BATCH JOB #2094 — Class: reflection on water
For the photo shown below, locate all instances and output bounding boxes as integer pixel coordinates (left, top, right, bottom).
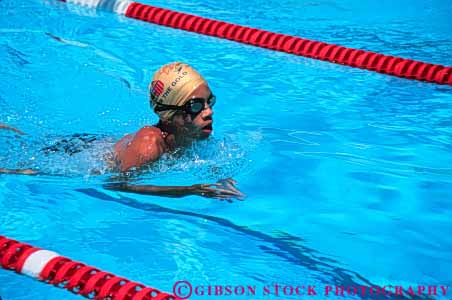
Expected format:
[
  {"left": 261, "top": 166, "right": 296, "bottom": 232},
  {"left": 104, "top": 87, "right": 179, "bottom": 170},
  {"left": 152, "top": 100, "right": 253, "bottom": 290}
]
[{"left": 76, "top": 187, "right": 416, "bottom": 300}]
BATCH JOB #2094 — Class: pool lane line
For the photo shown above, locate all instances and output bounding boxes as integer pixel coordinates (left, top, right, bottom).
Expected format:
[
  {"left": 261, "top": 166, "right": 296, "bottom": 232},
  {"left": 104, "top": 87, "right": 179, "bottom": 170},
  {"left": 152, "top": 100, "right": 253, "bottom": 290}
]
[
  {"left": 0, "top": 235, "right": 178, "bottom": 300},
  {"left": 56, "top": 0, "right": 452, "bottom": 86}
]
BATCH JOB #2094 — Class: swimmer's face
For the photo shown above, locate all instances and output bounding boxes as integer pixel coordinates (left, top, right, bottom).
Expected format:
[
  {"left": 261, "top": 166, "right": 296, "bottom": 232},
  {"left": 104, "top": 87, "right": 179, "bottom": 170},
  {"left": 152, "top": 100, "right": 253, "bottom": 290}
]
[{"left": 172, "top": 83, "right": 214, "bottom": 139}]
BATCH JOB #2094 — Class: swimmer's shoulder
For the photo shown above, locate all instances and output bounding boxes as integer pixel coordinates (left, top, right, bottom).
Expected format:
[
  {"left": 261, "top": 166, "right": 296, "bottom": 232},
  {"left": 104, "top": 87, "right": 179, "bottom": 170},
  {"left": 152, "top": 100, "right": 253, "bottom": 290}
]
[
  {"left": 134, "top": 125, "right": 175, "bottom": 149},
  {"left": 134, "top": 125, "right": 165, "bottom": 139},
  {"left": 114, "top": 125, "right": 167, "bottom": 172},
  {"left": 115, "top": 126, "right": 164, "bottom": 148}
]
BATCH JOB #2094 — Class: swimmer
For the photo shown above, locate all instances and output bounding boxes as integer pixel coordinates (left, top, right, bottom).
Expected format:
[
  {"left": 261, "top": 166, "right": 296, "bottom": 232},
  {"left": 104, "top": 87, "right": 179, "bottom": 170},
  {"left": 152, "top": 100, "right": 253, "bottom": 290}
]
[
  {"left": 0, "top": 123, "right": 25, "bottom": 135},
  {"left": 0, "top": 62, "right": 245, "bottom": 201}
]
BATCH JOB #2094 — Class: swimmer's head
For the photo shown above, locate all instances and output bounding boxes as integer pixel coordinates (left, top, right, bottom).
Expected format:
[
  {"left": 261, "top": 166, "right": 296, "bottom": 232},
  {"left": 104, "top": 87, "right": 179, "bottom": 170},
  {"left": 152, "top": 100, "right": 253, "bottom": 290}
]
[{"left": 149, "top": 62, "right": 215, "bottom": 138}]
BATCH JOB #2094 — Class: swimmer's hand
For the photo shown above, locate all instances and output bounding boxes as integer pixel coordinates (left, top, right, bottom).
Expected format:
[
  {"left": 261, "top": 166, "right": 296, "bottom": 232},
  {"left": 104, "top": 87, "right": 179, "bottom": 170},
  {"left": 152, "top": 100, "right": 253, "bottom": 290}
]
[
  {"left": 103, "top": 178, "right": 245, "bottom": 201},
  {"left": 190, "top": 178, "right": 245, "bottom": 202},
  {"left": 0, "top": 123, "right": 25, "bottom": 135}
]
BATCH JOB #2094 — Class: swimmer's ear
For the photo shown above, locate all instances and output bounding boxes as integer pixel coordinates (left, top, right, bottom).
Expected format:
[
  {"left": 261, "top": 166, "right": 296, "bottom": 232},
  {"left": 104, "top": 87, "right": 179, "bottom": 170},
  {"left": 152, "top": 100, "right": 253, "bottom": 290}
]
[
  {"left": 171, "top": 113, "right": 187, "bottom": 126},
  {"left": 184, "top": 113, "right": 193, "bottom": 123}
]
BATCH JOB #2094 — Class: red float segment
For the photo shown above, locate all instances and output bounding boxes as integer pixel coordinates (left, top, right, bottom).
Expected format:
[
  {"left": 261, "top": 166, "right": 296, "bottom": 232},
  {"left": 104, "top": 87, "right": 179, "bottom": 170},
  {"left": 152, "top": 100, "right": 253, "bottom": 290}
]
[
  {"left": 124, "top": 1, "right": 452, "bottom": 85},
  {"left": 0, "top": 235, "right": 178, "bottom": 300}
]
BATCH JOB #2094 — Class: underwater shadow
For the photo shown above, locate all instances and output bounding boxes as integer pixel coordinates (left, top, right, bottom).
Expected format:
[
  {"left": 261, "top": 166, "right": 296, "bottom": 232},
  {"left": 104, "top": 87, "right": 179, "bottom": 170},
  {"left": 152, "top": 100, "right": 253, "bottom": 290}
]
[{"left": 77, "top": 188, "right": 425, "bottom": 300}]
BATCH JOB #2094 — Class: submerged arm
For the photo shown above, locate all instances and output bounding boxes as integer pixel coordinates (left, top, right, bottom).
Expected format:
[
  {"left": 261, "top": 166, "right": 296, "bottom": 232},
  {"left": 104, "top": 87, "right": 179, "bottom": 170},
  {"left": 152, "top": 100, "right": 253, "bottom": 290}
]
[
  {"left": 0, "top": 123, "right": 25, "bottom": 135},
  {"left": 0, "top": 168, "right": 38, "bottom": 175},
  {"left": 0, "top": 168, "right": 245, "bottom": 200},
  {"left": 104, "top": 178, "right": 245, "bottom": 201}
]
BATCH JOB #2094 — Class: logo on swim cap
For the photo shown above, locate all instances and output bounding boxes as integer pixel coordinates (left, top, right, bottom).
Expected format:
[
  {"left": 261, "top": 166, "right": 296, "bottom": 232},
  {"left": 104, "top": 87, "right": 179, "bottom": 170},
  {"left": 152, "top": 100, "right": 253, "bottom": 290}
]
[
  {"left": 175, "top": 64, "right": 183, "bottom": 74},
  {"left": 159, "top": 64, "right": 184, "bottom": 76},
  {"left": 150, "top": 80, "right": 164, "bottom": 98}
]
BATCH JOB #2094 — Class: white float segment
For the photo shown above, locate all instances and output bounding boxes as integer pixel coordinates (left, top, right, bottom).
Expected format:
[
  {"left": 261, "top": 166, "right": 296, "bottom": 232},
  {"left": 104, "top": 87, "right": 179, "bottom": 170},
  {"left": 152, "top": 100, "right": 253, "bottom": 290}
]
[
  {"left": 114, "top": 0, "right": 132, "bottom": 14},
  {"left": 66, "top": 0, "right": 102, "bottom": 8},
  {"left": 21, "top": 250, "right": 60, "bottom": 278},
  {"left": 65, "top": 0, "right": 131, "bottom": 13}
]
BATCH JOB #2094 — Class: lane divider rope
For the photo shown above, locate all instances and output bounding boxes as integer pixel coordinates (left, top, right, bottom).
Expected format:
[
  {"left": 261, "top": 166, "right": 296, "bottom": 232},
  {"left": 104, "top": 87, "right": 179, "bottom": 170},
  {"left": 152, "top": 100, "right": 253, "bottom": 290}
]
[
  {"left": 57, "top": 0, "right": 452, "bottom": 85},
  {"left": 0, "top": 235, "right": 178, "bottom": 300}
]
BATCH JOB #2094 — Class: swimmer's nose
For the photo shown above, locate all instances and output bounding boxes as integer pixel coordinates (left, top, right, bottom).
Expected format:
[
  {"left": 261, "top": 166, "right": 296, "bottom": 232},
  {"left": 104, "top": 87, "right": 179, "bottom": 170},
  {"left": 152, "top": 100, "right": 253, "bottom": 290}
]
[{"left": 201, "top": 103, "right": 213, "bottom": 119}]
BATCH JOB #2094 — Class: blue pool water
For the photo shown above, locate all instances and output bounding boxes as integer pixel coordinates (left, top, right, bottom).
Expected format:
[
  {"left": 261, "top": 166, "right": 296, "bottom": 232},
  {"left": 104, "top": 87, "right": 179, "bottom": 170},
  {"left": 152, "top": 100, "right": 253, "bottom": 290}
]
[{"left": 1, "top": 0, "right": 452, "bottom": 299}]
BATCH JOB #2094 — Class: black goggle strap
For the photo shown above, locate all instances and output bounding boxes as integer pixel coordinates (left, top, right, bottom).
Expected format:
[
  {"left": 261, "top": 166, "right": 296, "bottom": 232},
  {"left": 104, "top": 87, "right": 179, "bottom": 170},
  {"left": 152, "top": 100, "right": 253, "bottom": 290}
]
[
  {"left": 154, "top": 103, "right": 183, "bottom": 112},
  {"left": 154, "top": 94, "right": 216, "bottom": 113}
]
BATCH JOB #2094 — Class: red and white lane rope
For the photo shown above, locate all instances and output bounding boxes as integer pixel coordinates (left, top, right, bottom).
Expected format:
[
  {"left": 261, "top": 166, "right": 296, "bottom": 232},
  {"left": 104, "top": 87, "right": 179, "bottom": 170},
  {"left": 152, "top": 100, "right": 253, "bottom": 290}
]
[
  {"left": 57, "top": 0, "right": 452, "bottom": 86},
  {"left": 0, "top": 235, "right": 178, "bottom": 300}
]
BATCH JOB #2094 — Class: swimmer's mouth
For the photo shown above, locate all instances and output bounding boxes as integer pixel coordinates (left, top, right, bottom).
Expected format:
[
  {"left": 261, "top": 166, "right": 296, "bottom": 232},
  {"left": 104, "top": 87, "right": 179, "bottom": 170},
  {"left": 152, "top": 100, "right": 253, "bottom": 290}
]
[{"left": 201, "top": 123, "right": 213, "bottom": 133}]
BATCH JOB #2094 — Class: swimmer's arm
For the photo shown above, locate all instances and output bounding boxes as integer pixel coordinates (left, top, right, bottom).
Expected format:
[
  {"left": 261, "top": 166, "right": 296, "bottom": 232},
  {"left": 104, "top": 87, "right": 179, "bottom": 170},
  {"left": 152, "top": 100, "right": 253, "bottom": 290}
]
[
  {"left": 0, "top": 168, "right": 38, "bottom": 175},
  {"left": 103, "top": 179, "right": 245, "bottom": 201},
  {"left": 0, "top": 123, "right": 25, "bottom": 135},
  {"left": 104, "top": 182, "right": 200, "bottom": 197}
]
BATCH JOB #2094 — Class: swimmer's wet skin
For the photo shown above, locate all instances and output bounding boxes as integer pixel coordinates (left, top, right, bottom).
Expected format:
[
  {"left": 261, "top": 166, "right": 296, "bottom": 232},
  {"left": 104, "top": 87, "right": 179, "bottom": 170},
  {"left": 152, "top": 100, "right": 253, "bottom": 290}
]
[
  {"left": 0, "top": 62, "right": 245, "bottom": 201},
  {"left": 0, "top": 123, "right": 25, "bottom": 135}
]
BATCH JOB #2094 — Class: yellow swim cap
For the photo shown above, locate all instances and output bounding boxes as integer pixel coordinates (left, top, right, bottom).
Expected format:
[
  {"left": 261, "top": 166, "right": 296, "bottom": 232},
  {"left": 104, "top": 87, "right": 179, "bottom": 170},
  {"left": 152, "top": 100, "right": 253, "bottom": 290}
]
[{"left": 149, "top": 62, "right": 207, "bottom": 121}]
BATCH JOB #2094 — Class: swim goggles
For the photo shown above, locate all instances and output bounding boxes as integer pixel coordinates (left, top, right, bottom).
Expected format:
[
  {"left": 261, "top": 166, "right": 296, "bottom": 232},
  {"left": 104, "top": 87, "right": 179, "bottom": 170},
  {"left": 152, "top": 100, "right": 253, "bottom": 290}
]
[{"left": 155, "top": 94, "right": 216, "bottom": 116}]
